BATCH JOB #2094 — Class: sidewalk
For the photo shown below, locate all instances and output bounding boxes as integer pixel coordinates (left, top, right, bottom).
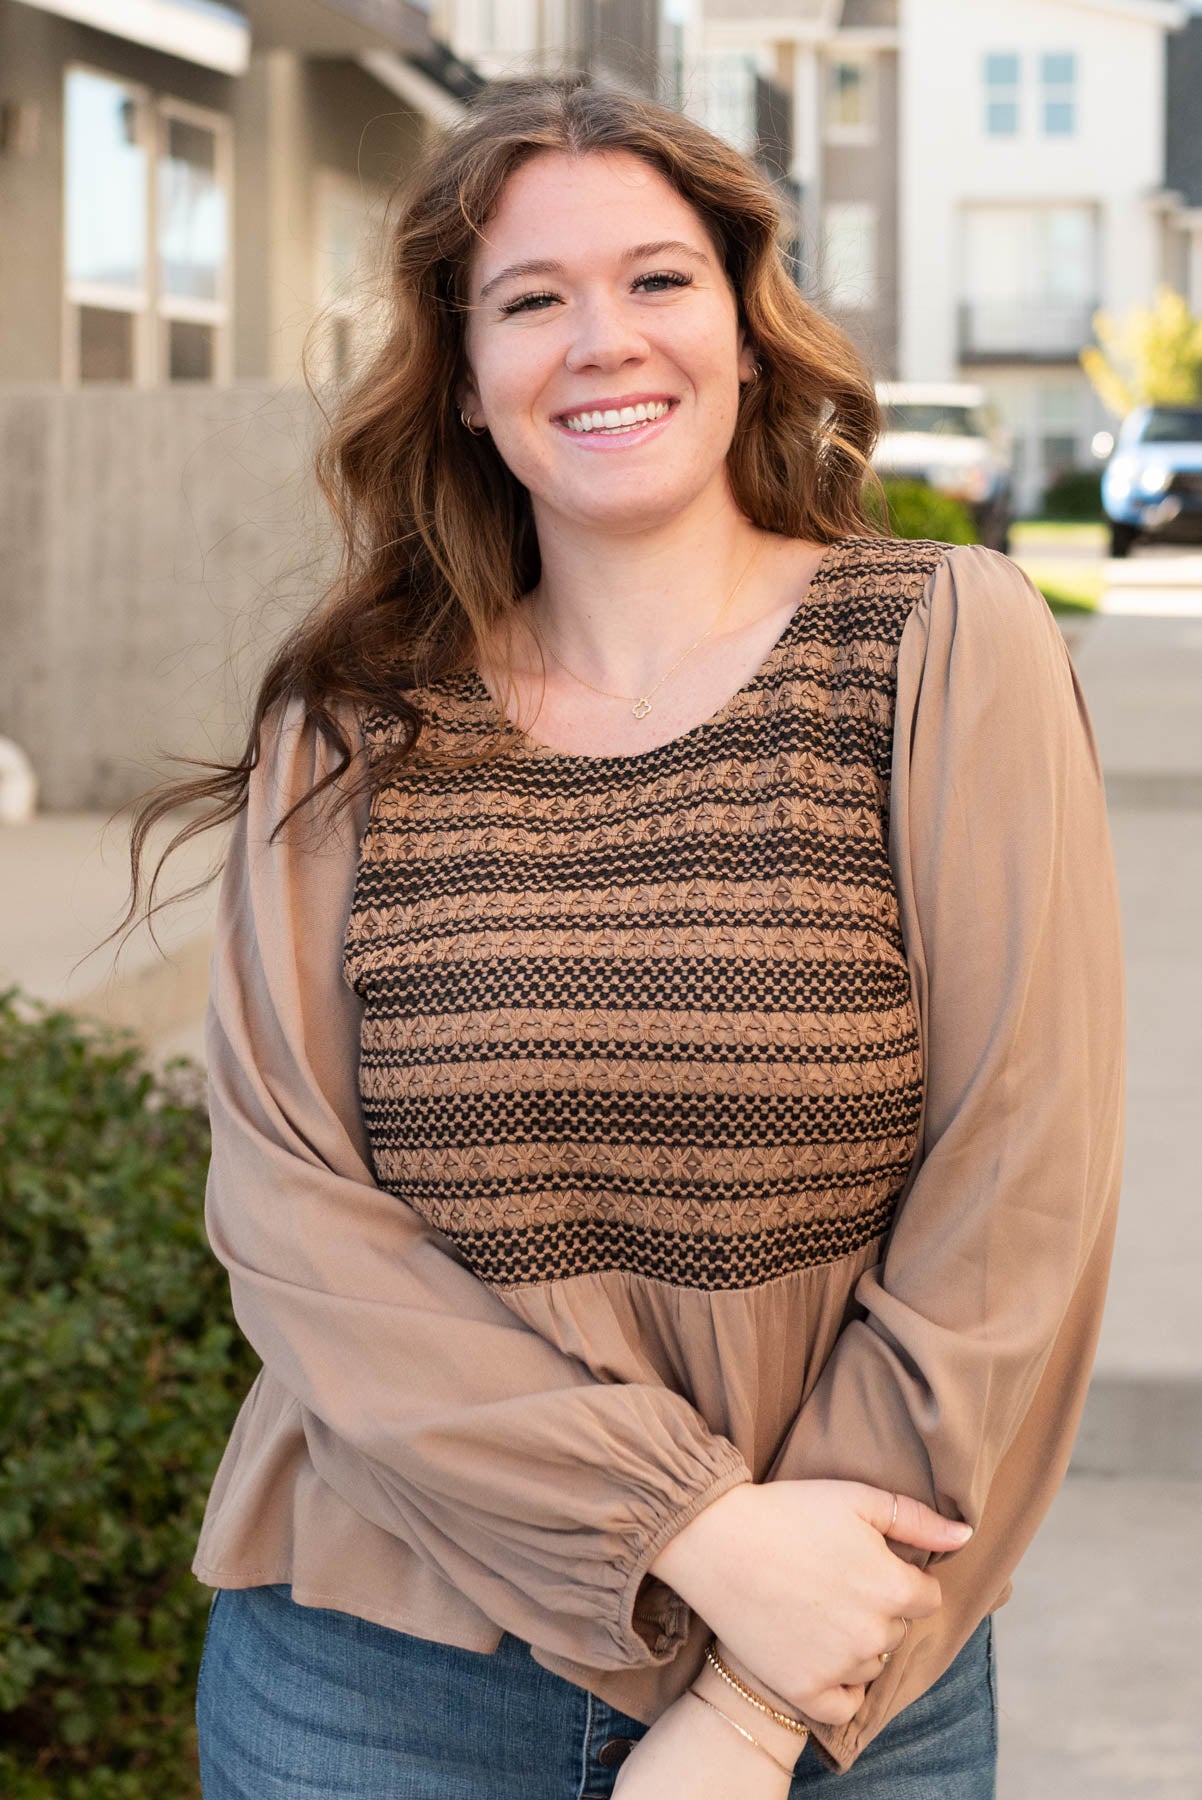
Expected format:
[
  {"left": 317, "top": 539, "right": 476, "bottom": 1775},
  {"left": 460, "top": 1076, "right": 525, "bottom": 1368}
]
[
  {"left": 996, "top": 1472, "right": 1202, "bottom": 1798},
  {"left": 0, "top": 804, "right": 223, "bottom": 1070}
]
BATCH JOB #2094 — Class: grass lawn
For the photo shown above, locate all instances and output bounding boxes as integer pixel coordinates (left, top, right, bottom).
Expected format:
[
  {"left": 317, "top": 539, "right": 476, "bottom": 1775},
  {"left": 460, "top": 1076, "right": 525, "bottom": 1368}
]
[
  {"left": 1036, "top": 576, "right": 1101, "bottom": 619},
  {"left": 1008, "top": 519, "right": 1107, "bottom": 613},
  {"left": 1021, "top": 562, "right": 1105, "bottom": 614},
  {"left": 1011, "top": 519, "right": 1108, "bottom": 555}
]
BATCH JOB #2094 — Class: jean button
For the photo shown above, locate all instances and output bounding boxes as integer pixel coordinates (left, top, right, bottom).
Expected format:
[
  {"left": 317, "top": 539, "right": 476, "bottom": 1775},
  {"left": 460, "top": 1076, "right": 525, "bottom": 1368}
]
[{"left": 598, "top": 1736, "right": 636, "bottom": 1767}]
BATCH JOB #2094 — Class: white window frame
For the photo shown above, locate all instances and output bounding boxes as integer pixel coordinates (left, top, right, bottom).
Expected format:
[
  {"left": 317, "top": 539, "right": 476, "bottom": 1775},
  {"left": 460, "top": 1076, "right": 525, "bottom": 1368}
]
[
  {"left": 155, "top": 93, "right": 235, "bottom": 382},
  {"left": 824, "top": 52, "right": 877, "bottom": 147},
  {"left": 821, "top": 200, "right": 878, "bottom": 314},
  {"left": 311, "top": 167, "right": 392, "bottom": 390},
  {"left": 983, "top": 50, "right": 1021, "bottom": 138},
  {"left": 61, "top": 62, "right": 233, "bottom": 386},
  {"left": 62, "top": 65, "right": 154, "bottom": 384}
]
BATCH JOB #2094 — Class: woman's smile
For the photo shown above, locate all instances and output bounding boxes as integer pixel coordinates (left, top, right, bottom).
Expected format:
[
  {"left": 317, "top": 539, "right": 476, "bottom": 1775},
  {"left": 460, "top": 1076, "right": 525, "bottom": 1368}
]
[{"left": 551, "top": 396, "right": 679, "bottom": 451}]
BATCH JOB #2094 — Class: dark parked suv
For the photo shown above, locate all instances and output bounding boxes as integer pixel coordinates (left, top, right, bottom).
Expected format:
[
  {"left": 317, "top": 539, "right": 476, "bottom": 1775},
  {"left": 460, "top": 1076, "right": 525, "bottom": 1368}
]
[{"left": 1101, "top": 404, "right": 1202, "bottom": 557}]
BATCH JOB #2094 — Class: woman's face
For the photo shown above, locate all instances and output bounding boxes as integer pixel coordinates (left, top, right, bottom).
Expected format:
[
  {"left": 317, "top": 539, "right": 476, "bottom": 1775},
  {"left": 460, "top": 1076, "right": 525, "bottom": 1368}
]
[{"left": 458, "top": 148, "right": 755, "bottom": 535}]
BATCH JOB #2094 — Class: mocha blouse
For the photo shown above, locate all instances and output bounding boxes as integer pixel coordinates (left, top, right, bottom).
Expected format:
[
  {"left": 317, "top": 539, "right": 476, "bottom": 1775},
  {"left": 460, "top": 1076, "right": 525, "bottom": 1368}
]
[{"left": 191, "top": 535, "right": 1126, "bottom": 1775}]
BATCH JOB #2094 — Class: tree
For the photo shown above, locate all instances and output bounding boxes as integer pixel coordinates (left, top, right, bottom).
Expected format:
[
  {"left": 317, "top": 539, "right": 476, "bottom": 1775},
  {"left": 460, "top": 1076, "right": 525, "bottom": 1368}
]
[{"left": 1080, "top": 285, "right": 1202, "bottom": 417}]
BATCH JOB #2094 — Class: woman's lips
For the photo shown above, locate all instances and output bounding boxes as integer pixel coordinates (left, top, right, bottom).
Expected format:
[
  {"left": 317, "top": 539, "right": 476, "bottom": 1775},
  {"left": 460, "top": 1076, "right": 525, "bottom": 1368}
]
[{"left": 551, "top": 401, "right": 678, "bottom": 452}]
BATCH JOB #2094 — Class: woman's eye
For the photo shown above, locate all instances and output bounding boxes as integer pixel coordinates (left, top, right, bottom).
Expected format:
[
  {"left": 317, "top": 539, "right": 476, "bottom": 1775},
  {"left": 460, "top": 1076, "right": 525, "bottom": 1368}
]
[{"left": 498, "top": 270, "right": 694, "bottom": 316}]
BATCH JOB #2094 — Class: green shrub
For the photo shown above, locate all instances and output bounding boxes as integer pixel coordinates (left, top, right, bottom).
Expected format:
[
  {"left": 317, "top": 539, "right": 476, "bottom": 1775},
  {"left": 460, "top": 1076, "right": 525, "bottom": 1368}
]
[
  {"left": 1039, "top": 468, "right": 1104, "bottom": 521},
  {"left": 865, "top": 477, "right": 978, "bottom": 545},
  {"left": 0, "top": 987, "right": 255, "bottom": 1799}
]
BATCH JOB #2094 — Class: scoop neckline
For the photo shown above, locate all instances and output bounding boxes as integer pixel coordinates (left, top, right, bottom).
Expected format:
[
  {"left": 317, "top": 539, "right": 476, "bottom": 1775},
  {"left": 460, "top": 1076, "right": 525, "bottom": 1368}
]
[{"left": 463, "top": 536, "right": 847, "bottom": 770}]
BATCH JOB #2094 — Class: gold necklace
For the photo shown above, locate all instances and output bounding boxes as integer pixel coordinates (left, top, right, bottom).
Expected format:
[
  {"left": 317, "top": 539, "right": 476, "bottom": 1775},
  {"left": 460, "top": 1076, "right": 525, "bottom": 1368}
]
[{"left": 528, "top": 540, "right": 764, "bottom": 720}]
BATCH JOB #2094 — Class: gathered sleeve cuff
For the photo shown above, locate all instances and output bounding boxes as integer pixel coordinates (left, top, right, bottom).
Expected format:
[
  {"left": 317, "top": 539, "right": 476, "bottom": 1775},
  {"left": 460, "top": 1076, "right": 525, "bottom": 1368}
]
[{"left": 203, "top": 692, "right": 753, "bottom": 1670}]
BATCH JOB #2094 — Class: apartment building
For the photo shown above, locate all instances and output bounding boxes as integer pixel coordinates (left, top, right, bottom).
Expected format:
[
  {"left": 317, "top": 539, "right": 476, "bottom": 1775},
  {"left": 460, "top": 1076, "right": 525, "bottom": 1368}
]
[
  {"left": 898, "top": 0, "right": 1187, "bottom": 514},
  {"left": 0, "top": 0, "right": 484, "bottom": 807},
  {"left": 0, "top": 0, "right": 481, "bottom": 387},
  {"left": 676, "top": 0, "right": 898, "bottom": 372},
  {"left": 426, "top": 0, "right": 664, "bottom": 95}
]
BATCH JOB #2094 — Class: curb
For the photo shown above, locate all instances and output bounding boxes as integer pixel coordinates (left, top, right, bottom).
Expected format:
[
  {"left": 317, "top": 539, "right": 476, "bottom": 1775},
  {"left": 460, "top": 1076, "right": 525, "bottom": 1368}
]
[{"left": 1072, "top": 1374, "right": 1202, "bottom": 1479}]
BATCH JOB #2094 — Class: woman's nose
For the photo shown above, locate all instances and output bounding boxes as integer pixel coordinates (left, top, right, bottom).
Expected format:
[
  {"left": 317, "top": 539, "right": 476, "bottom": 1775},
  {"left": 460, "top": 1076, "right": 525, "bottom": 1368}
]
[{"left": 563, "top": 298, "right": 649, "bottom": 373}]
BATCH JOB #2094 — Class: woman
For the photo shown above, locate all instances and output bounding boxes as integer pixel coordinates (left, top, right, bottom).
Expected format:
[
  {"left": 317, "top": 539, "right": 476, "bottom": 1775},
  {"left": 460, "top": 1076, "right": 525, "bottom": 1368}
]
[{"left": 119, "top": 76, "right": 1124, "bottom": 1797}]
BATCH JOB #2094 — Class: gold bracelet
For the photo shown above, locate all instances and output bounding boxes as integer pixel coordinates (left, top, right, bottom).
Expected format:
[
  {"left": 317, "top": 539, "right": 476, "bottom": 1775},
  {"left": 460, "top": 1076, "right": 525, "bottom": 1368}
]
[
  {"left": 704, "top": 1641, "right": 812, "bottom": 1741},
  {"left": 685, "top": 1687, "right": 798, "bottom": 1777}
]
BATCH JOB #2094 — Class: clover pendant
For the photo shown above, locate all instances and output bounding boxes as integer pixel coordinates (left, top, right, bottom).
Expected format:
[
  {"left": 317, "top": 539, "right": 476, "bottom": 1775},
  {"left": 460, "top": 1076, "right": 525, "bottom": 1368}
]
[{"left": 632, "top": 697, "right": 653, "bottom": 719}]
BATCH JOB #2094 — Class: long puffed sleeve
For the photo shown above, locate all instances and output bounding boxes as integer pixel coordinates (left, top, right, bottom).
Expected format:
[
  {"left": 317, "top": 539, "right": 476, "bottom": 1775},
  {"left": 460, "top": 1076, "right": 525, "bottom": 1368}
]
[
  {"left": 202, "top": 692, "right": 753, "bottom": 1671},
  {"left": 764, "top": 544, "right": 1126, "bottom": 1587}
]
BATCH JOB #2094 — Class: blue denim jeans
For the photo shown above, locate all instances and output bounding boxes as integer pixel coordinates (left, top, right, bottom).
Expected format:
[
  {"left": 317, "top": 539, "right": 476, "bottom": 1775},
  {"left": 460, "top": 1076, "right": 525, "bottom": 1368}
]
[{"left": 196, "top": 1583, "right": 997, "bottom": 1798}]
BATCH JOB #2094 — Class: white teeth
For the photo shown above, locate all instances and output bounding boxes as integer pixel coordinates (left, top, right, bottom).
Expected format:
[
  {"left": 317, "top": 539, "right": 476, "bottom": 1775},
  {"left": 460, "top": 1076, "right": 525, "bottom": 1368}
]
[{"left": 560, "top": 400, "right": 671, "bottom": 434}]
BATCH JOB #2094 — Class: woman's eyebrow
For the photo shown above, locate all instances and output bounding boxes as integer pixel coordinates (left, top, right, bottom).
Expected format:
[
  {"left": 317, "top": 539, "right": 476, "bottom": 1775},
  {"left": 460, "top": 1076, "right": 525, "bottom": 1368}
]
[{"left": 477, "top": 239, "right": 711, "bottom": 301}]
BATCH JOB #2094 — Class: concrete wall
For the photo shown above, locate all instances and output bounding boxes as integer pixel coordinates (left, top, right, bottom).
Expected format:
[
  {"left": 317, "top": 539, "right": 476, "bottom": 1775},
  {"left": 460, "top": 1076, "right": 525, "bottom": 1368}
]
[{"left": 0, "top": 382, "right": 336, "bottom": 809}]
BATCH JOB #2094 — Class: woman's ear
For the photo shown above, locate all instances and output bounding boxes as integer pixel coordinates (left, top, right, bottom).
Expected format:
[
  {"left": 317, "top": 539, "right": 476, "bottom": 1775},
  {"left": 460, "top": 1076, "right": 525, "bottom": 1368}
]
[
  {"left": 455, "top": 363, "right": 483, "bottom": 427},
  {"left": 736, "top": 329, "right": 758, "bottom": 385}
]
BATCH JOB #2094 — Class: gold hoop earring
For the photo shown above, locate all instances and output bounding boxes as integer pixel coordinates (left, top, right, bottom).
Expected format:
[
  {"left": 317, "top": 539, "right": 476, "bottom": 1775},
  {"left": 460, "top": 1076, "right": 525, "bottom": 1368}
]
[
  {"left": 459, "top": 407, "right": 487, "bottom": 436},
  {"left": 742, "top": 361, "right": 761, "bottom": 388}
]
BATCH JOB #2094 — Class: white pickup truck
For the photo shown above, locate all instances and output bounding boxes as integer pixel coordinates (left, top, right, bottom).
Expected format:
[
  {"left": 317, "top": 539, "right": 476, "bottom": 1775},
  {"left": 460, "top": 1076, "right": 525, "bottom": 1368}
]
[{"left": 873, "top": 381, "right": 1015, "bottom": 552}]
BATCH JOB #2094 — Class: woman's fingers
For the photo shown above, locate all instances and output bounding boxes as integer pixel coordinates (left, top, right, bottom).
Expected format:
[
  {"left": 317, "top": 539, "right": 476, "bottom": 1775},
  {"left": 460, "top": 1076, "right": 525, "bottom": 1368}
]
[
  {"left": 872, "top": 1486, "right": 974, "bottom": 1554},
  {"left": 897, "top": 1568, "right": 944, "bottom": 1621},
  {"left": 841, "top": 1616, "right": 915, "bottom": 1687},
  {"left": 804, "top": 1682, "right": 867, "bottom": 1727}
]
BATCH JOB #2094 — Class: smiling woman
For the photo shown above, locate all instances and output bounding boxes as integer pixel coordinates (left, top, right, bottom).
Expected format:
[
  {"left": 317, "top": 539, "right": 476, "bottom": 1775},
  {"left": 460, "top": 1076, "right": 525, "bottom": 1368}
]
[{"left": 101, "top": 73, "right": 1123, "bottom": 1800}]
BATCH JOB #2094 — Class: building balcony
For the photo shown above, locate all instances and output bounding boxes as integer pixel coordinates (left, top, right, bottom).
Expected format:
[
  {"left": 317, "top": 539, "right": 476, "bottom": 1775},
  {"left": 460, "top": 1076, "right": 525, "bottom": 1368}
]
[{"left": 958, "top": 299, "right": 1097, "bottom": 364}]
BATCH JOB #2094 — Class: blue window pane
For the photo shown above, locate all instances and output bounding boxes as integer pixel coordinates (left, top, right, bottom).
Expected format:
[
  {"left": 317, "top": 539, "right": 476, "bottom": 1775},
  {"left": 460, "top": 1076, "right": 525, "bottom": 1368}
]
[
  {"left": 984, "top": 53, "right": 1020, "bottom": 87},
  {"left": 987, "top": 101, "right": 1019, "bottom": 135},
  {"left": 1042, "top": 52, "right": 1075, "bottom": 85},
  {"left": 1044, "top": 101, "right": 1075, "bottom": 135}
]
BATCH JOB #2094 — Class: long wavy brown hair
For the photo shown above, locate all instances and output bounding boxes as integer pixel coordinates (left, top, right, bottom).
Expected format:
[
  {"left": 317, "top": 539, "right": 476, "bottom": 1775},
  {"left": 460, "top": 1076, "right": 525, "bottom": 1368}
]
[{"left": 103, "top": 72, "right": 886, "bottom": 959}]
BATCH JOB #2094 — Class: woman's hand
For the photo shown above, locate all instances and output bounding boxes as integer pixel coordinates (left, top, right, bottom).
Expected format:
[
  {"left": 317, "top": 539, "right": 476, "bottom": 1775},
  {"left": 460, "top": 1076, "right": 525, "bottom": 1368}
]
[
  {"left": 649, "top": 1478, "right": 971, "bottom": 1724},
  {"left": 611, "top": 1689, "right": 795, "bottom": 1800}
]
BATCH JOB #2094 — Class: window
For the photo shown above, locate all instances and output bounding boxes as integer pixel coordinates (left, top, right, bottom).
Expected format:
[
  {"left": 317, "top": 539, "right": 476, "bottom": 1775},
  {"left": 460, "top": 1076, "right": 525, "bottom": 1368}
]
[
  {"left": 64, "top": 68, "right": 148, "bottom": 381},
  {"left": 63, "top": 65, "right": 231, "bottom": 383},
  {"left": 698, "top": 51, "right": 759, "bottom": 155},
  {"left": 960, "top": 205, "right": 1098, "bottom": 357},
  {"left": 983, "top": 52, "right": 1020, "bottom": 136},
  {"left": 1041, "top": 51, "right": 1076, "bottom": 136},
  {"left": 822, "top": 202, "right": 877, "bottom": 312},
  {"left": 1038, "top": 382, "right": 1085, "bottom": 489},
  {"left": 825, "top": 55, "right": 877, "bottom": 144},
  {"left": 157, "top": 104, "right": 229, "bottom": 379},
  {"left": 312, "top": 170, "right": 391, "bottom": 387}
]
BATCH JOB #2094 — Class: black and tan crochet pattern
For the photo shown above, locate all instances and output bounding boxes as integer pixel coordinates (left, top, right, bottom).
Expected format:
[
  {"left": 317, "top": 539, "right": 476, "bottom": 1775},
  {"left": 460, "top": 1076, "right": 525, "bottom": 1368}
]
[{"left": 343, "top": 535, "right": 949, "bottom": 1293}]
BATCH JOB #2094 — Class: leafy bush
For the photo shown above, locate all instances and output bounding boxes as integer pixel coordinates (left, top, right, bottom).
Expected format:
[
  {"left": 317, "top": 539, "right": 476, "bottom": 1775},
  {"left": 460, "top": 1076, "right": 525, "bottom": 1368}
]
[
  {"left": 866, "top": 477, "right": 978, "bottom": 545},
  {"left": 1040, "top": 468, "right": 1104, "bottom": 521},
  {"left": 0, "top": 987, "right": 255, "bottom": 1799}
]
